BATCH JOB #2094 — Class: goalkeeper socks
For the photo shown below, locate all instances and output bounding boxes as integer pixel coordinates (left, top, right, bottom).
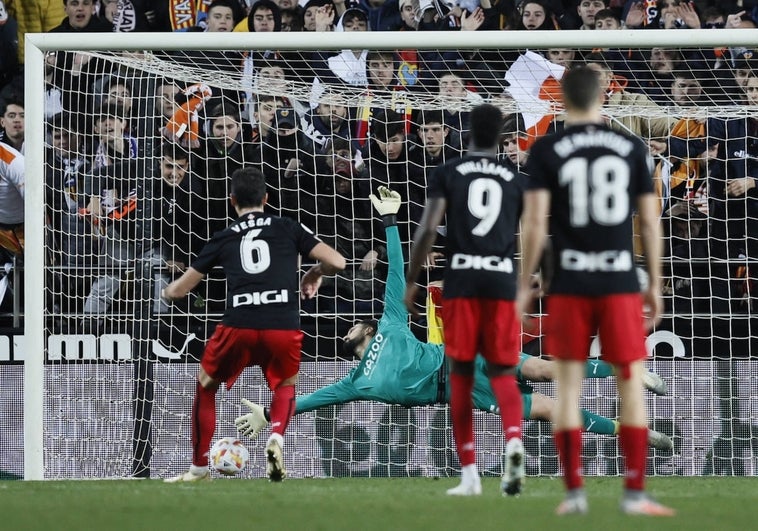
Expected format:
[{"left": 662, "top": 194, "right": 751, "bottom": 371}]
[
  {"left": 620, "top": 425, "right": 648, "bottom": 491},
  {"left": 192, "top": 381, "right": 217, "bottom": 467},
  {"left": 489, "top": 373, "right": 523, "bottom": 441},
  {"left": 449, "top": 372, "right": 476, "bottom": 466},
  {"left": 554, "top": 428, "right": 583, "bottom": 491},
  {"left": 584, "top": 359, "right": 615, "bottom": 378},
  {"left": 269, "top": 384, "right": 296, "bottom": 436},
  {"left": 581, "top": 409, "right": 617, "bottom": 435}
]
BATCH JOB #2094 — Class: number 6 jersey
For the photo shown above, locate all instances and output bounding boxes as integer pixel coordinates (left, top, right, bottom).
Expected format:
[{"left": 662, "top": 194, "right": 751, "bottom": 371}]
[
  {"left": 190, "top": 212, "right": 321, "bottom": 329},
  {"left": 427, "top": 153, "right": 527, "bottom": 300},
  {"left": 526, "top": 123, "right": 654, "bottom": 296}
]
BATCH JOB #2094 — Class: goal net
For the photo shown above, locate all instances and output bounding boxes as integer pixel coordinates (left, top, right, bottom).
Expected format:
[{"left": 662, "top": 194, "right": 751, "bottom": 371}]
[{"left": 13, "top": 29, "right": 758, "bottom": 480}]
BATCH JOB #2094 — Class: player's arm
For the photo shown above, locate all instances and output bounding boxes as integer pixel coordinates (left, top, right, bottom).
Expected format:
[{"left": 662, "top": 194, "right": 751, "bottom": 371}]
[
  {"left": 369, "top": 187, "right": 406, "bottom": 322},
  {"left": 301, "top": 241, "right": 346, "bottom": 299},
  {"left": 236, "top": 377, "right": 361, "bottom": 438},
  {"left": 161, "top": 267, "right": 205, "bottom": 301},
  {"left": 294, "top": 377, "right": 364, "bottom": 413},
  {"left": 405, "top": 197, "right": 446, "bottom": 316},
  {"left": 637, "top": 191, "right": 663, "bottom": 328},
  {"left": 516, "top": 189, "right": 550, "bottom": 319}
]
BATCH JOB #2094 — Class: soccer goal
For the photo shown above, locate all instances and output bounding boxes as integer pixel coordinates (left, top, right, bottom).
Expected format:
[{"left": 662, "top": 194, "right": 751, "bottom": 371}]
[{"left": 16, "top": 28, "right": 758, "bottom": 481}]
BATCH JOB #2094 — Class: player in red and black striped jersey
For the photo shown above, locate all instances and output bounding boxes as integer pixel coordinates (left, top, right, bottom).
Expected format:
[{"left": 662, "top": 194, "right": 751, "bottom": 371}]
[
  {"left": 519, "top": 66, "right": 673, "bottom": 516},
  {"left": 163, "top": 167, "right": 345, "bottom": 483},
  {"left": 405, "top": 103, "right": 527, "bottom": 497}
]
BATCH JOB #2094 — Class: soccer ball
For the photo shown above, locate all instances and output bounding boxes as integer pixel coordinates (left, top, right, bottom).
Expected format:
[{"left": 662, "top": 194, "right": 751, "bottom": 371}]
[{"left": 210, "top": 437, "right": 249, "bottom": 476}]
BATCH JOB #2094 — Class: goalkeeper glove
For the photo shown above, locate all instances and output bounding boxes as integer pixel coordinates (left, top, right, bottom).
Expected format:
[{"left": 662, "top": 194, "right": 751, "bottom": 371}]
[
  {"left": 234, "top": 399, "right": 269, "bottom": 439},
  {"left": 369, "top": 186, "right": 402, "bottom": 227}
]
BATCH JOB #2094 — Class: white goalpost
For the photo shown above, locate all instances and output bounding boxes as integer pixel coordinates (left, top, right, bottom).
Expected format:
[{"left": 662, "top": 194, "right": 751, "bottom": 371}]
[{"left": 20, "top": 28, "right": 758, "bottom": 481}]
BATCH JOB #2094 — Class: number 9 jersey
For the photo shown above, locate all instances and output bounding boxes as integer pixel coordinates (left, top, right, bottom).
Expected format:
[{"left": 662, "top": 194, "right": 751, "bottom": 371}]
[
  {"left": 190, "top": 212, "right": 321, "bottom": 329},
  {"left": 427, "top": 154, "right": 528, "bottom": 300},
  {"left": 526, "top": 123, "right": 654, "bottom": 296}
]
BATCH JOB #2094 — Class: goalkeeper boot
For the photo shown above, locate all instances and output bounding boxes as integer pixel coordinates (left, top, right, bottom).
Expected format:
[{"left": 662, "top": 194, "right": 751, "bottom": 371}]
[
  {"left": 556, "top": 489, "right": 588, "bottom": 515},
  {"left": 164, "top": 466, "right": 210, "bottom": 483},
  {"left": 642, "top": 370, "right": 667, "bottom": 396},
  {"left": 647, "top": 429, "right": 674, "bottom": 451},
  {"left": 620, "top": 491, "right": 676, "bottom": 516},
  {"left": 501, "top": 437, "right": 525, "bottom": 497},
  {"left": 266, "top": 435, "right": 287, "bottom": 482}
]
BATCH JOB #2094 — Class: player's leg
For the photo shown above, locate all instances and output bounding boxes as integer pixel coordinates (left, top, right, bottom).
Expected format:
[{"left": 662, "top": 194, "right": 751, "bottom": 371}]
[
  {"left": 165, "top": 366, "right": 219, "bottom": 482},
  {"left": 553, "top": 359, "right": 586, "bottom": 494},
  {"left": 166, "top": 324, "right": 250, "bottom": 483},
  {"left": 442, "top": 297, "right": 481, "bottom": 495},
  {"left": 481, "top": 300, "right": 524, "bottom": 496},
  {"left": 260, "top": 329, "right": 304, "bottom": 482},
  {"left": 519, "top": 352, "right": 666, "bottom": 394},
  {"left": 615, "top": 361, "right": 673, "bottom": 515},
  {"left": 529, "top": 392, "right": 617, "bottom": 435},
  {"left": 519, "top": 351, "right": 613, "bottom": 381},
  {"left": 545, "top": 295, "right": 594, "bottom": 514},
  {"left": 600, "top": 294, "right": 675, "bottom": 516},
  {"left": 527, "top": 392, "right": 672, "bottom": 449}
]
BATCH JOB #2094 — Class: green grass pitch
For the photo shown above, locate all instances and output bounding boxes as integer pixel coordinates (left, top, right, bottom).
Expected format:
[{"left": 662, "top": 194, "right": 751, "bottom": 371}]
[{"left": 0, "top": 476, "right": 753, "bottom": 531}]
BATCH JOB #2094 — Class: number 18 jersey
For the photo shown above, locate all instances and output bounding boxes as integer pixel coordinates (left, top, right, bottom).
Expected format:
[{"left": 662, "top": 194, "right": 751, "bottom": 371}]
[
  {"left": 427, "top": 154, "right": 527, "bottom": 300},
  {"left": 191, "top": 212, "right": 320, "bottom": 329},
  {"left": 526, "top": 123, "right": 654, "bottom": 296}
]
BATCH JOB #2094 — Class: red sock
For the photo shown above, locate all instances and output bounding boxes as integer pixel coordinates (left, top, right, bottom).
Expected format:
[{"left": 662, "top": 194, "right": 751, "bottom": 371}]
[
  {"left": 269, "top": 384, "right": 296, "bottom": 437},
  {"left": 489, "top": 373, "right": 522, "bottom": 441},
  {"left": 620, "top": 425, "right": 648, "bottom": 491},
  {"left": 449, "top": 372, "right": 475, "bottom": 466},
  {"left": 192, "top": 381, "right": 216, "bottom": 467},
  {"left": 554, "top": 428, "right": 583, "bottom": 490}
]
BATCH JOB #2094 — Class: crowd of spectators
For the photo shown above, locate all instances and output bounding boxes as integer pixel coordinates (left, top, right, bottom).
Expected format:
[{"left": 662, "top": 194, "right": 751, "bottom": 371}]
[{"left": 1, "top": 0, "right": 758, "bottom": 326}]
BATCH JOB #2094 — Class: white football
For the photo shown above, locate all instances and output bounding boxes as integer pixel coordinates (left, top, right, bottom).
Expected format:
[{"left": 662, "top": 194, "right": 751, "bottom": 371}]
[{"left": 210, "top": 437, "right": 249, "bottom": 476}]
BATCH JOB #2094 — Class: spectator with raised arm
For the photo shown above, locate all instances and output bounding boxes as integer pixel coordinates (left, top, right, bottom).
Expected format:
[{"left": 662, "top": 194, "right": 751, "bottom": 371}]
[{"left": 303, "top": 0, "right": 337, "bottom": 31}]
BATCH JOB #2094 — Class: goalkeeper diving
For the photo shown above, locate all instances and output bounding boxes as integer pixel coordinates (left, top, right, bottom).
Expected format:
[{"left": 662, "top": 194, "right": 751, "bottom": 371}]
[{"left": 235, "top": 187, "right": 672, "bottom": 451}]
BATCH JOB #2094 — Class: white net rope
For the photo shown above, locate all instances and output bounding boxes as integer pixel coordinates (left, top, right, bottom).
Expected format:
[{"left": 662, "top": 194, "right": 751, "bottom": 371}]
[
  {"left": 88, "top": 47, "right": 758, "bottom": 119},
  {"left": 19, "top": 36, "right": 758, "bottom": 479}
]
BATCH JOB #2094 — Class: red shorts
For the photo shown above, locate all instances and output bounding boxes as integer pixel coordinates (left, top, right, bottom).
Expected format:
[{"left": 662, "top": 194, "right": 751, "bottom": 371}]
[
  {"left": 201, "top": 324, "right": 303, "bottom": 390},
  {"left": 442, "top": 297, "right": 520, "bottom": 365},
  {"left": 544, "top": 293, "right": 648, "bottom": 365}
]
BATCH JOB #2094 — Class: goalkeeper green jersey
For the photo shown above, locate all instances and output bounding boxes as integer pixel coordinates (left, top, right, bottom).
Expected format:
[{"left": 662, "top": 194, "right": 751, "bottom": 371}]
[
  {"left": 295, "top": 225, "right": 535, "bottom": 415},
  {"left": 297, "top": 225, "right": 444, "bottom": 412}
]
